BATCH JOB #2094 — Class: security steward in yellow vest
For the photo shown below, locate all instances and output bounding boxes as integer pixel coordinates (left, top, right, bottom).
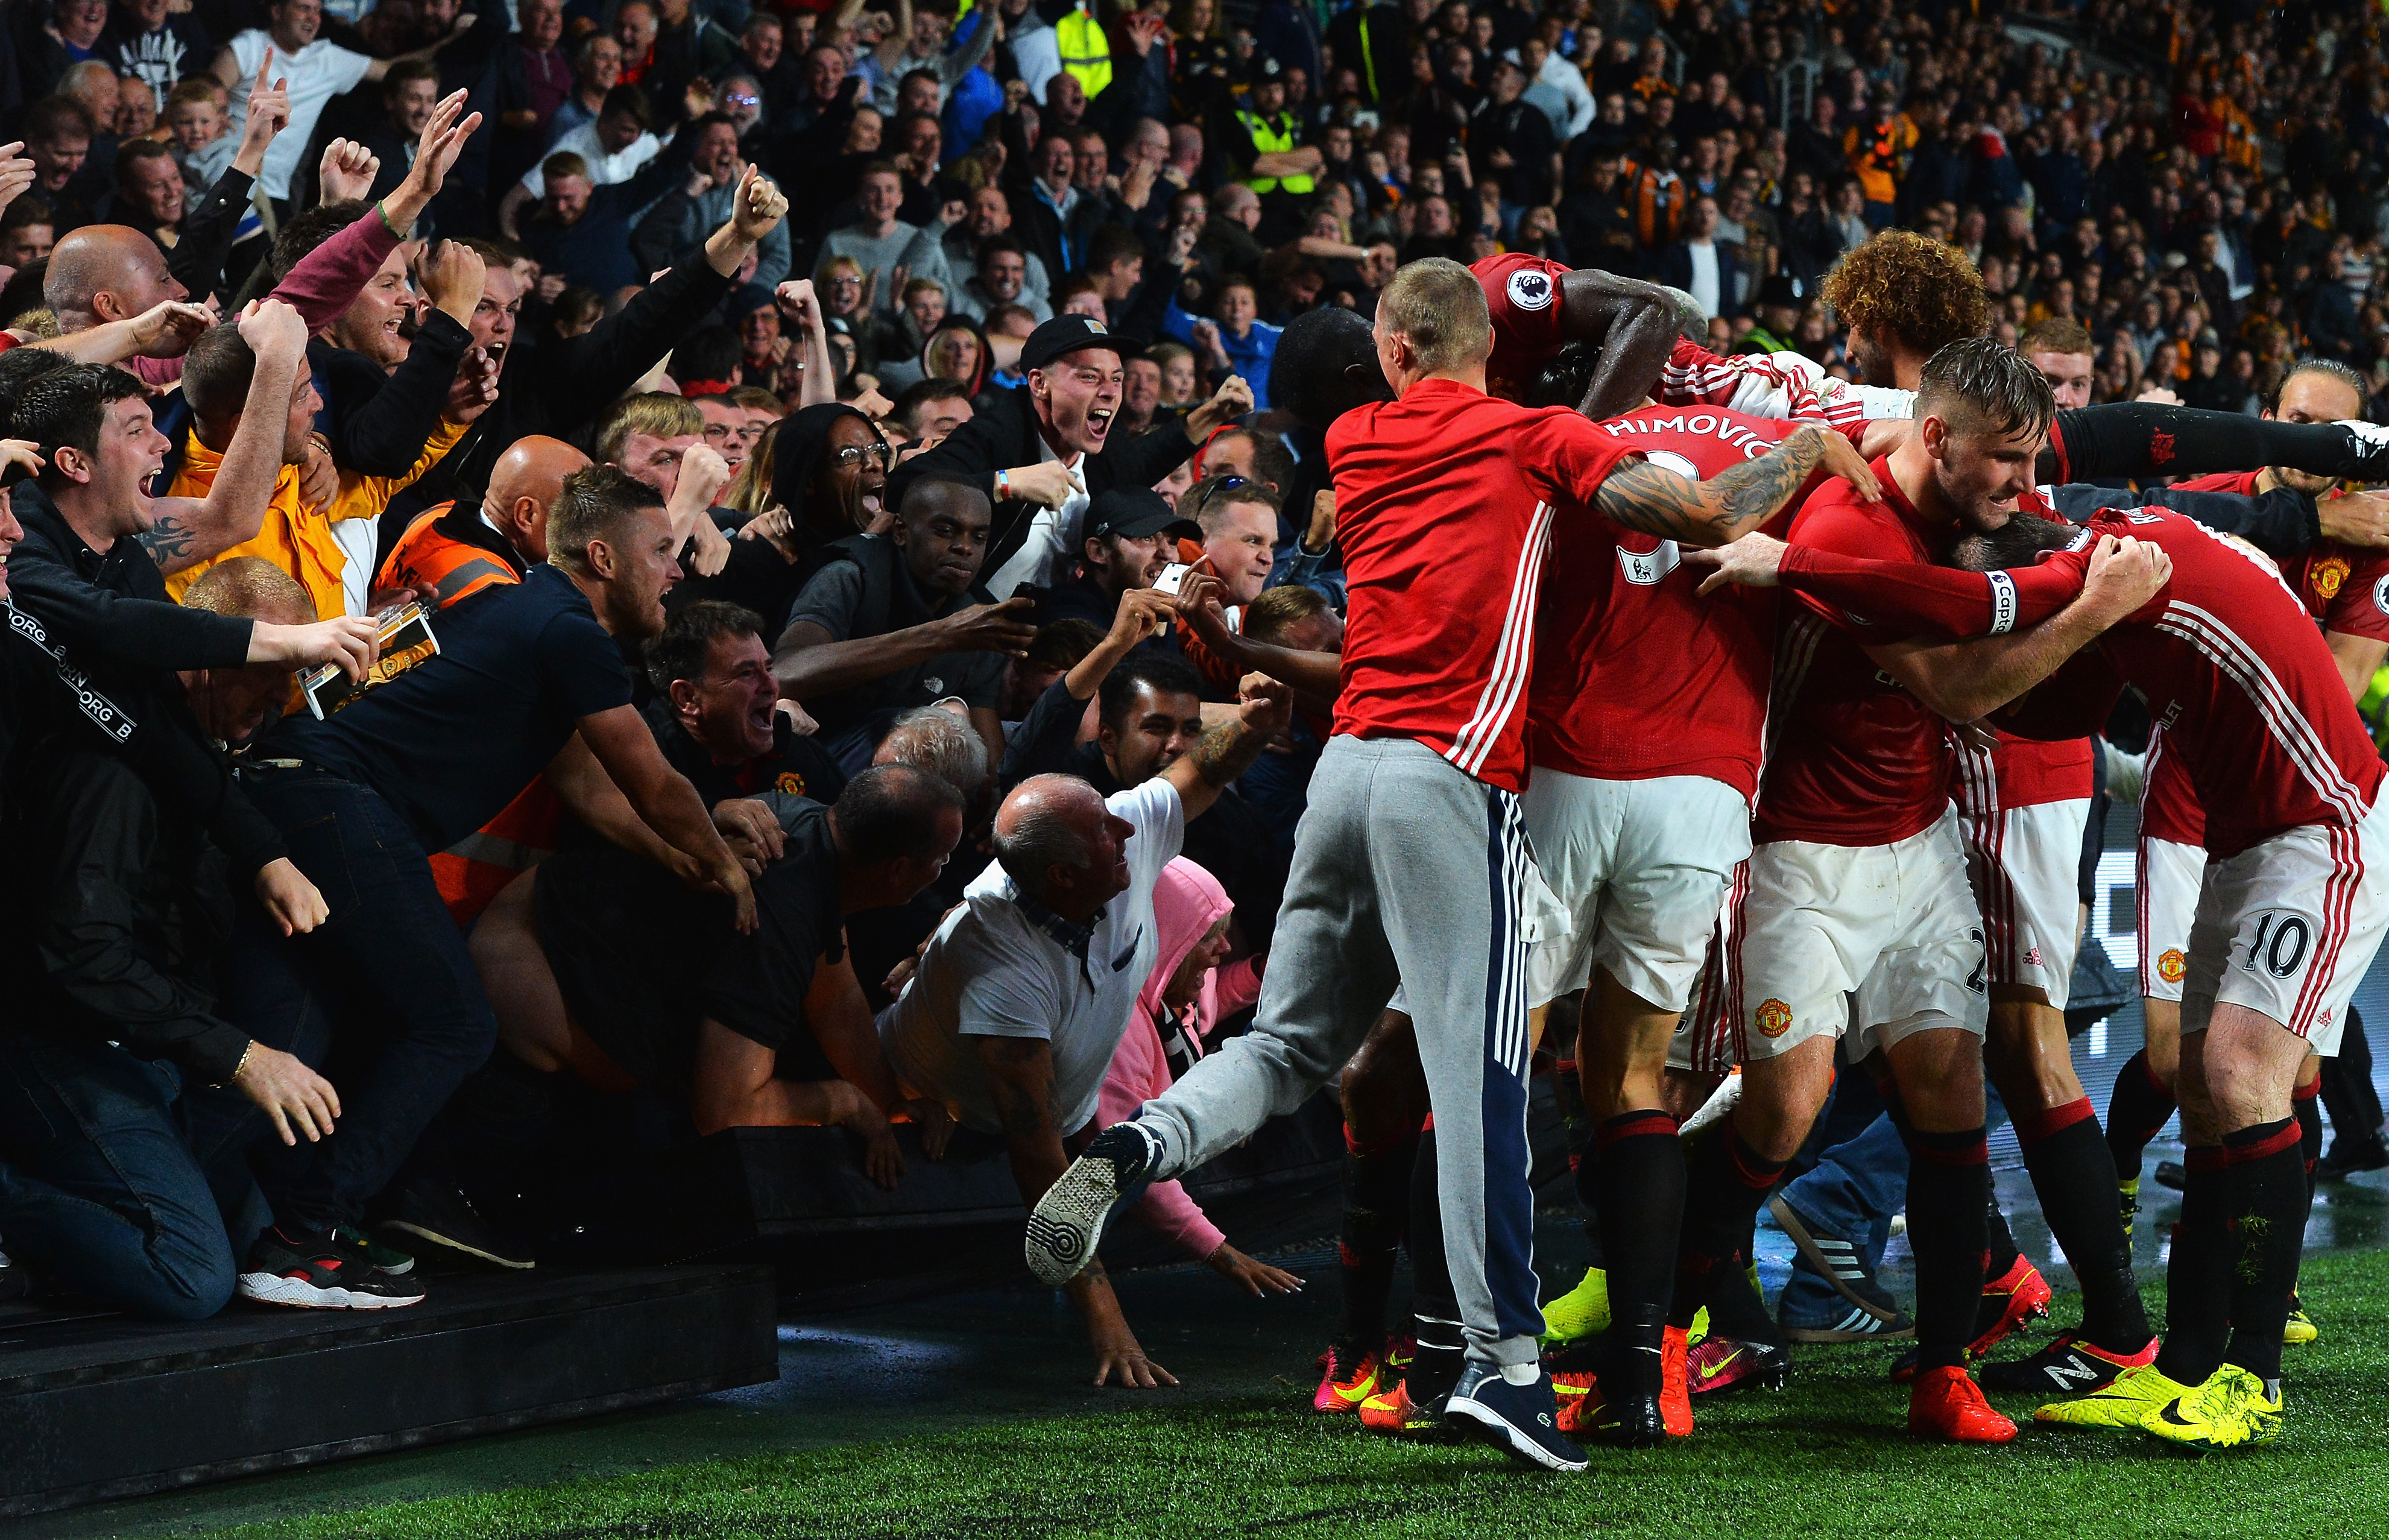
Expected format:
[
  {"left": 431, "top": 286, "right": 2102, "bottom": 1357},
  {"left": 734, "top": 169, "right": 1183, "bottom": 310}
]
[
  {"left": 1055, "top": 1, "right": 1111, "bottom": 101},
  {"left": 1228, "top": 58, "right": 1321, "bottom": 241}
]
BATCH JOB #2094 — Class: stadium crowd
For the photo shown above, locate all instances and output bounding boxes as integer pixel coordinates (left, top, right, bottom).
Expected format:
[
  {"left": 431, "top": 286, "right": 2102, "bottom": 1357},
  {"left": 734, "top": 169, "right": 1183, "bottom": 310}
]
[{"left": 0, "top": 0, "right": 2385, "bottom": 1474}]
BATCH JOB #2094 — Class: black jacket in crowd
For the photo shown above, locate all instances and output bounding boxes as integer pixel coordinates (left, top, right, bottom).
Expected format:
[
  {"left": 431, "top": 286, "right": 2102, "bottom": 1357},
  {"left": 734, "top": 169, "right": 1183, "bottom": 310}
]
[{"left": 889, "top": 384, "right": 1198, "bottom": 582}]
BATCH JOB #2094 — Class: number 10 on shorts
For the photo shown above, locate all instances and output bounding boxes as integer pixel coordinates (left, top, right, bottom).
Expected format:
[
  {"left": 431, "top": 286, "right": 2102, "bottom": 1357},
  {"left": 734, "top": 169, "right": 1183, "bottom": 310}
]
[{"left": 2240, "top": 909, "right": 2314, "bottom": 981}]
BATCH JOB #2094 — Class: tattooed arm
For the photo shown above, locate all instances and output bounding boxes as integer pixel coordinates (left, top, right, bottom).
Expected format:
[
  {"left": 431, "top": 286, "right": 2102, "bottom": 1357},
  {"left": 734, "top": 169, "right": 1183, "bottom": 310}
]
[
  {"left": 136, "top": 301, "right": 311, "bottom": 577},
  {"left": 1589, "top": 423, "right": 1880, "bottom": 548},
  {"left": 978, "top": 1034, "right": 1178, "bottom": 1387},
  {"left": 1162, "top": 672, "right": 1295, "bottom": 821}
]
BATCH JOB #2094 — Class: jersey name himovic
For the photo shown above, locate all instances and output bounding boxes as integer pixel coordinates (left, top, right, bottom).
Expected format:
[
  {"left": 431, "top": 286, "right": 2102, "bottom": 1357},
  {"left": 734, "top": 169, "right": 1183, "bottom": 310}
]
[
  {"left": 1326, "top": 379, "right": 1638, "bottom": 792},
  {"left": 1527, "top": 406, "right": 1812, "bottom": 800},
  {"left": 2059, "top": 510, "right": 2385, "bottom": 857},
  {"left": 1755, "top": 470, "right": 2080, "bottom": 848}
]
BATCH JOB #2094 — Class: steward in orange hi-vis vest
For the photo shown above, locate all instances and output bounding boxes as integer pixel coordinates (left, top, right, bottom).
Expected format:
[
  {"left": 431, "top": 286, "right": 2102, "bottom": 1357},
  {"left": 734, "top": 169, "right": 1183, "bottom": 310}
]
[{"left": 376, "top": 502, "right": 559, "bottom": 924}]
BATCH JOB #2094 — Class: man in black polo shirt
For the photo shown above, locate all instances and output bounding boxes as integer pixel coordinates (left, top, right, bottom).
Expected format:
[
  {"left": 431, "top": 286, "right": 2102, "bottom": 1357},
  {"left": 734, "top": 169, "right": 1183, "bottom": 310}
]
[
  {"left": 774, "top": 473, "right": 1036, "bottom": 776},
  {"left": 1041, "top": 488, "right": 1195, "bottom": 630},
  {"left": 206, "top": 467, "right": 753, "bottom": 1309}
]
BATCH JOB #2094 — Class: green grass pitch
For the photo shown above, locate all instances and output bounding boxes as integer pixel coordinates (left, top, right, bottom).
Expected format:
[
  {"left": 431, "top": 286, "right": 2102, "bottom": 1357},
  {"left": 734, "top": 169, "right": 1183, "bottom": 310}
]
[{"left": 198, "top": 1248, "right": 2389, "bottom": 1540}]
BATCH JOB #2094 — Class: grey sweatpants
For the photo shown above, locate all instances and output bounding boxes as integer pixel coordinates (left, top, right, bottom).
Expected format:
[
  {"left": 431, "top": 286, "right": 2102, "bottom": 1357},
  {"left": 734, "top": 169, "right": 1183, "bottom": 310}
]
[{"left": 1135, "top": 736, "right": 1545, "bottom": 1365}]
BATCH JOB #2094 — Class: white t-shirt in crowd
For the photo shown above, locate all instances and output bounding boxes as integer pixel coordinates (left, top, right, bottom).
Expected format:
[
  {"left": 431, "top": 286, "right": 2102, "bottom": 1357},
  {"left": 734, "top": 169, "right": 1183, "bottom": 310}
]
[
  {"left": 1686, "top": 240, "right": 1720, "bottom": 320},
  {"left": 520, "top": 121, "right": 662, "bottom": 196},
  {"left": 878, "top": 778, "right": 1185, "bottom": 1137},
  {"left": 227, "top": 32, "right": 374, "bottom": 199}
]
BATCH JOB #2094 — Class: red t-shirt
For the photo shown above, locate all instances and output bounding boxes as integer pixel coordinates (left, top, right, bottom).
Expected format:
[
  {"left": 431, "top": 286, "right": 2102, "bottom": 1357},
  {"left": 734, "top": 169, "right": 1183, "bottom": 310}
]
[
  {"left": 1756, "top": 465, "right": 2086, "bottom": 847},
  {"left": 1473, "top": 251, "right": 1570, "bottom": 405},
  {"left": 2066, "top": 510, "right": 2385, "bottom": 857},
  {"left": 1325, "top": 379, "right": 1638, "bottom": 792}
]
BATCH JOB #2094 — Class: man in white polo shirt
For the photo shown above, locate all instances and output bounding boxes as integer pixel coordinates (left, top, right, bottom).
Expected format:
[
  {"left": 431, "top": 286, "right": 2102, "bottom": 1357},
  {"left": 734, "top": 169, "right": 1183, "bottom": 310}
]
[
  {"left": 212, "top": 0, "right": 458, "bottom": 204},
  {"left": 880, "top": 671, "right": 1292, "bottom": 1387}
]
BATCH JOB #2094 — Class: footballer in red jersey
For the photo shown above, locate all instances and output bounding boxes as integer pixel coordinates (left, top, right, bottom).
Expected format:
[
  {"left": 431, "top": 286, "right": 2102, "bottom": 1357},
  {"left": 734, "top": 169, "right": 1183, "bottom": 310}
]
[
  {"left": 1958, "top": 500, "right": 2389, "bottom": 1447},
  {"left": 1518, "top": 398, "right": 2072, "bottom": 1442},
  {"left": 1029, "top": 263, "right": 1854, "bottom": 1473},
  {"left": 1664, "top": 340, "right": 2173, "bottom": 1447}
]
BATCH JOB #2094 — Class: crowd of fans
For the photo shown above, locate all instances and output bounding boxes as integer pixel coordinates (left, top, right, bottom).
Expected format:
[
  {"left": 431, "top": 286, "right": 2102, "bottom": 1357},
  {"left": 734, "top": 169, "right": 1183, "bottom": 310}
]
[{"left": 0, "top": 0, "right": 2382, "bottom": 1357}]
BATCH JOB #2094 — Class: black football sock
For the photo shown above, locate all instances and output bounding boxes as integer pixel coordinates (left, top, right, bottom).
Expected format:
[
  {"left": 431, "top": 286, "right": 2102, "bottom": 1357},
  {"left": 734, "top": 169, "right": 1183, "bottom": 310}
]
[
  {"left": 1404, "top": 1127, "right": 1463, "bottom": 1406},
  {"left": 1671, "top": 1116, "right": 1783, "bottom": 1342},
  {"left": 2154, "top": 1147, "right": 2230, "bottom": 1385},
  {"left": 1591, "top": 1109, "right": 1684, "bottom": 1359},
  {"left": 2018, "top": 1097, "right": 2149, "bottom": 1349},
  {"left": 2104, "top": 1048, "right": 2178, "bottom": 1178},
  {"left": 2294, "top": 1076, "right": 2323, "bottom": 1201},
  {"left": 1984, "top": 1190, "right": 2021, "bottom": 1280},
  {"left": 1571, "top": 1134, "right": 1608, "bottom": 1266},
  {"left": 1904, "top": 1125, "right": 1991, "bottom": 1371},
  {"left": 1337, "top": 1123, "right": 1418, "bottom": 1355},
  {"left": 2217, "top": 1119, "right": 2306, "bottom": 1384}
]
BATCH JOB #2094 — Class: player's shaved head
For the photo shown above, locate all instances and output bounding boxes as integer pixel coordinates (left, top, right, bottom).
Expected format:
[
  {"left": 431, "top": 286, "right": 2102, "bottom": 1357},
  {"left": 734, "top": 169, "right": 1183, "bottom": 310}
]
[
  {"left": 1377, "top": 257, "right": 1492, "bottom": 377},
  {"left": 1269, "top": 305, "right": 1392, "bottom": 431}
]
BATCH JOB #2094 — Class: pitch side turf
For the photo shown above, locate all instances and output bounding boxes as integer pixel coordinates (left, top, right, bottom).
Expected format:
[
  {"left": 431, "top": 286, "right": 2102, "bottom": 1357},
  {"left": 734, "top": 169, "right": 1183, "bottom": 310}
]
[{"left": 201, "top": 1246, "right": 2389, "bottom": 1540}]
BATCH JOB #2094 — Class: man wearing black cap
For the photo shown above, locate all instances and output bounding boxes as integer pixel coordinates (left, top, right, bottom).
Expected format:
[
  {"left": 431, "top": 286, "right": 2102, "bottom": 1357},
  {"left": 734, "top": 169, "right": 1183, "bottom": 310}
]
[
  {"left": 1043, "top": 488, "right": 1198, "bottom": 628},
  {"left": 1215, "top": 57, "right": 1319, "bottom": 244},
  {"left": 1737, "top": 271, "right": 1807, "bottom": 357},
  {"left": 891, "top": 313, "right": 1251, "bottom": 604}
]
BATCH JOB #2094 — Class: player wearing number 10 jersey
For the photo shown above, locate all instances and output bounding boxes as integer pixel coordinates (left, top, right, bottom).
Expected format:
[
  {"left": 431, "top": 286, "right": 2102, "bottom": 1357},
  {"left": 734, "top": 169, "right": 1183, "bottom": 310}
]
[{"left": 1957, "top": 500, "right": 2389, "bottom": 1451}]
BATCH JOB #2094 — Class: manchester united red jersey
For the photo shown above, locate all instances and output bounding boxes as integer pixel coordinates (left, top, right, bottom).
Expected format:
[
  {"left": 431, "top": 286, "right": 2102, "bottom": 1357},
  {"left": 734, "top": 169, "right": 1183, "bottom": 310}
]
[
  {"left": 2140, "top": 723, "right": 2206, "bottom": 846},
  {"left": 1325, "top": 379, "right": 1638, "bottom": 792},
  {"left": 1473, "top": 251, "right": 1570, "bottom": 405},
  {"left": 2055, "top": 510, "right": 2385, "bottom": 857},
  {"left": 1756, "top": 462, "right": 2088, "bottom": 847},
  {"left": 1953, "top": 731, "right": 2096, "bottom": 815}
]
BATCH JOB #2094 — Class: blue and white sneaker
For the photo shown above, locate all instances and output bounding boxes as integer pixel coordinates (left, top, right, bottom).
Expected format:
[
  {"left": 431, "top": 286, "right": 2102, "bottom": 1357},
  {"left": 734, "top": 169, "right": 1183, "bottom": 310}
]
[
  {"left": 1445, "top": 1362, "right": 1589, "bottom": 1471},
  {"left": 1769, "top": 1194, "right": 1913, "bottom": 1339},
  {"left": 1026, "top": 1122, "right": 1158, "bottom": 1286}
]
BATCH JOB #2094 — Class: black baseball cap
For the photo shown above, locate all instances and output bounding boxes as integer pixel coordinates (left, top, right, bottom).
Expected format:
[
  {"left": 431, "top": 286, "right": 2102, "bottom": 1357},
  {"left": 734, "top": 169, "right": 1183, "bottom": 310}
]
[
  {"left": 1086, "top": 489, "right": 1198, "bottom": 543},
  {"left": 1020, "top": 314, "right": 1141, "bottom": 373}
]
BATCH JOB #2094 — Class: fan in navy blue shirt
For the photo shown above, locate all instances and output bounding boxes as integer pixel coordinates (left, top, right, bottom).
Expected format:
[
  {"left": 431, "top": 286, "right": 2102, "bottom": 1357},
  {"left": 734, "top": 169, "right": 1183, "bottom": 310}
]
[{"left": 207, "top": 468, "right": 754, "bottom": 1311}]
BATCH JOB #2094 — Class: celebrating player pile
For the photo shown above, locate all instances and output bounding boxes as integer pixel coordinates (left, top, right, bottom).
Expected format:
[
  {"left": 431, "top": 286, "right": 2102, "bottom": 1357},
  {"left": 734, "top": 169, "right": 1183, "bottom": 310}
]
[{"left": 1026, "top": 239, "right": 2388, "bottom": 1468}]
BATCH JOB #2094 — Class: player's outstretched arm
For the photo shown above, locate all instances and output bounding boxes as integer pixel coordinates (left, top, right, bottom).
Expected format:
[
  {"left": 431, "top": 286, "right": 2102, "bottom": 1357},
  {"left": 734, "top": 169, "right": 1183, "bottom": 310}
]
[
  {"left": 2040, "top": 402, "right": 2389, "bottom": 492},
  {"left": 1867, "top": 534, "right": 2170, "bottom": 724},
  {"left": 1593, "top": 424, "right": 1874, "bottom": 547},
  {"left": 1689, "top": 529, "right": 2091, "bottom": 637}
]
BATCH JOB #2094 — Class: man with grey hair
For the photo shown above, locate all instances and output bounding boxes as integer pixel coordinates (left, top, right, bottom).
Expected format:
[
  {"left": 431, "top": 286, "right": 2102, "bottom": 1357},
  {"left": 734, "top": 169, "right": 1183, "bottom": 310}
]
[{"left": 878, "top": 677, "right": 1293, "bottom": 1387}]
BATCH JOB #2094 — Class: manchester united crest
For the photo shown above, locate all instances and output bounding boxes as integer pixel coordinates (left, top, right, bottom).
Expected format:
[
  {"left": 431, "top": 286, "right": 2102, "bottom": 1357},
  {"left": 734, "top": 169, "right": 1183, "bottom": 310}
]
[
  {"left": 776, "top": 771, "right": 807, "bottom": 796},
  {"left": 1755, "top": 998, "right": 1793, "bottom": 1038},
  {"left": 2312, "top": 556, "right": 2351, "bottom": 601},
  {"left": 2157, "top": 948, "right": 2187, "bottom": 983}
]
